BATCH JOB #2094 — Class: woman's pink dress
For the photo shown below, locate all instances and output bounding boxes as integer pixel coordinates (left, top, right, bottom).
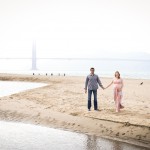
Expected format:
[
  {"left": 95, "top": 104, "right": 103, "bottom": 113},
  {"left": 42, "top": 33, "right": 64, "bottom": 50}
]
[{"left": 113, "top": 78, "right": 124, "bottom": 111}]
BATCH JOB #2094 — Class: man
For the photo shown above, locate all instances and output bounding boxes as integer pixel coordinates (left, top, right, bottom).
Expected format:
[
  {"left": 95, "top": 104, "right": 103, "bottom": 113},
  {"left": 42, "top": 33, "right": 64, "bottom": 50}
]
[{"left": 84, "top": 67, "right": 104, "bottom": 111}]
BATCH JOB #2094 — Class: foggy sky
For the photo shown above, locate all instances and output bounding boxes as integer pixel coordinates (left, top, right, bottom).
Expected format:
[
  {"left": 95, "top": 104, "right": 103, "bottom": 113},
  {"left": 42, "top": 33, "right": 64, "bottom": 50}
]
[{"left": 0, "top": 0, "right": 150, "bottom": 58}]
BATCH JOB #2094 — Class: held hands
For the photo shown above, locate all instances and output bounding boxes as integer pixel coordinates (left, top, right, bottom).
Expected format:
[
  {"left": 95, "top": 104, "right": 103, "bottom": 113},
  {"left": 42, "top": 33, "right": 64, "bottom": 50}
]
[
  {"left": 102, "top": 87, "right": 108, "bottom": 90},
  {"left": 102, "top": 87, "right": 106, "bottom": 90},
  {"left": 104, "top": 85, "right": 110, "bottom": 90},
  {"left": 85, "top": 87, "right": 108, "bottom": 93}
]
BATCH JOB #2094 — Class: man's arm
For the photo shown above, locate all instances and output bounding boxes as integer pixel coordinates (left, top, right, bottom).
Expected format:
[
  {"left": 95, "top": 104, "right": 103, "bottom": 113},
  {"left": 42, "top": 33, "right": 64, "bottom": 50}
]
[
  {"left": 97, "top": 76, "right": 104, "bottom": 89},
  {"left": 84, "top": 76, "right": 89, "bottom": 92}
]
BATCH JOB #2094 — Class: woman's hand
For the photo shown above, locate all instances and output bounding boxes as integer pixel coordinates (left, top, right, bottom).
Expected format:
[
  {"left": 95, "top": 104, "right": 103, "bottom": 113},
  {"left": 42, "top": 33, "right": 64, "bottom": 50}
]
[{"left": 117, "top": 88, "right": 122, "bottom": 92}]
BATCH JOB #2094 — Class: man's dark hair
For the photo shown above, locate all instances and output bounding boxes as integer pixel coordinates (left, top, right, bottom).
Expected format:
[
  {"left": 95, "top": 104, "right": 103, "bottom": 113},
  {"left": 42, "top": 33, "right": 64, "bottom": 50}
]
[{"left": 90, "top": 67, "right": 95, "bottom": 70}]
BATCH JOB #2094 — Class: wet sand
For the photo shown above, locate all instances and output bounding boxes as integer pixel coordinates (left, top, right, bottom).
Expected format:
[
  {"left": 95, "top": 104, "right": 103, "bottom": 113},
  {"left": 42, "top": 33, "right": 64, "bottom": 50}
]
[{"left": 0, "top": 73, "right": 150, "bottom": 148}]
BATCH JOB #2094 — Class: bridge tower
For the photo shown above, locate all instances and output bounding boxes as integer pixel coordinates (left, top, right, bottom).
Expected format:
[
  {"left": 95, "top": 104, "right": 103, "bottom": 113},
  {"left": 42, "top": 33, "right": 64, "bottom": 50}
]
[{"left": 32, "top": 40, "right": 37, "bottom": 70}]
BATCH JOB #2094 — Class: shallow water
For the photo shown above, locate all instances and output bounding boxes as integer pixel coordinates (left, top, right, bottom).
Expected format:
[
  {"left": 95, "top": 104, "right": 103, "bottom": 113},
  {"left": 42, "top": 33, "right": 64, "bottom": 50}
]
[
  {"left": 0, "top": 121, "right": 148, "bottom": 150},
  {"left": 0, "top": 81, "right": 47, "bottom": 97},
  {"left": 0, "top": 58, "right": 150, "bottom": 79}
]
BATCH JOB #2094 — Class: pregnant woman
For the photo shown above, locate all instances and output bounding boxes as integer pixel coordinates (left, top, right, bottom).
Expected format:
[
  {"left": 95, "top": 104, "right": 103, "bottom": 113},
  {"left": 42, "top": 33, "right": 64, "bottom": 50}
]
[{"left": 106, "top": 71, "right": 124, "bottom": 112}]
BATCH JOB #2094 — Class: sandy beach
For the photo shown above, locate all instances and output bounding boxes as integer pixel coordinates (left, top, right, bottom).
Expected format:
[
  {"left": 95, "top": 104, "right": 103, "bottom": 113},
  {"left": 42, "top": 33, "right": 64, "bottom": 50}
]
[{"left": 0, "top": 74, "right": 150, "bottom": 148}]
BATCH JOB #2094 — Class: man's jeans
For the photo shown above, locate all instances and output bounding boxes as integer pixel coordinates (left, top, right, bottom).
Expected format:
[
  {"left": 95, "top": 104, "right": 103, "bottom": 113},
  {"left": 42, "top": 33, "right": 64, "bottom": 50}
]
[{"left": 88, "top": 89, "right": 98, "bottom": 110}]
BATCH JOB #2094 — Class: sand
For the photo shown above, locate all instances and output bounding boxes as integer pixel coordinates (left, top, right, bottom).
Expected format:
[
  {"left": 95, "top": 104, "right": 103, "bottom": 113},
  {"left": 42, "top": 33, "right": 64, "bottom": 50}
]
[{"left": 0, "top": 74, "right": 150, "bottom": 148}]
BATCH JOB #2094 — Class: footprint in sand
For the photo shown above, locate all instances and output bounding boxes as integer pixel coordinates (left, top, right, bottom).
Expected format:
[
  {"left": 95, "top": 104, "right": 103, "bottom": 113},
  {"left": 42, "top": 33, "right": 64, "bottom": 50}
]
[
  {"left": 99, "top": 124, "right": 103, "bottom": 127},
  {"left": 110, "top": 130, "right": 113, "bottom": 134},
  {"left": 124, "top": 122, "right": 130, "bottom": 126},
  {"left": 136, "top": 135, "right": 141, "bottom": 140},
  {"left": 116, "top": 132, "right": 119, "bottom": 136},
  {"left": 45, "top": 106, "right": 52, "bottom": 109},
  {"left": 37, "top": 113, "right": 40, "bottom": 116},
  {"left": 70, "top": 112, "right": 79, "bottom": 116}
]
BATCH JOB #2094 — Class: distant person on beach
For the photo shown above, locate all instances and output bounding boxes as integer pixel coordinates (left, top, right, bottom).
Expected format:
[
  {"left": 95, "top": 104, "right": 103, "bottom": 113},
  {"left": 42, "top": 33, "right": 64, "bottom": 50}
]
[
  {"left": 105, "top": 71, "right": 124, "bottom": 112},
  {"left": 84, "top": 67, "right": 104, "bottom": 111}
]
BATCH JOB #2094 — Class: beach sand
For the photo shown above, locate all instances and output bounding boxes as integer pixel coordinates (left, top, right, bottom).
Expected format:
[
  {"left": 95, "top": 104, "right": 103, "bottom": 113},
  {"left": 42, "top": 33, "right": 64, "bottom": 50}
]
[{"left": 0, "top": 74, "right": 150, "bottom": 148}]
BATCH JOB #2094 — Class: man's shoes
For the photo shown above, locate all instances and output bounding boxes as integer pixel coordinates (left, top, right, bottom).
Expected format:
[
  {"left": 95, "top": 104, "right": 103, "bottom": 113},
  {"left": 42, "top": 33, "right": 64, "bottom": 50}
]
[
  {"left": 94, "top": 109, "right": 100, "bottom": 111},
  {"left": 88, "top": 109, "right": 100, "bottom": 111}
]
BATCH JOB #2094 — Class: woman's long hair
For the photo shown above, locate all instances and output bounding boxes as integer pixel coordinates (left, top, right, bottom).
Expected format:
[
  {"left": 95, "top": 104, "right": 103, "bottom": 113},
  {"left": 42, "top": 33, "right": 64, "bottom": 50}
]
[{"left": 115, "top": 71, "right": 120, "bottom": 79}]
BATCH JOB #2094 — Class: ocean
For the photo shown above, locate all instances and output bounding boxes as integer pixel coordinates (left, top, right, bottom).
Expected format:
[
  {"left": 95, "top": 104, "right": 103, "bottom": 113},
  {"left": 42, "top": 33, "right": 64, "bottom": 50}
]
[{"left": 0, "top": 58, "right": 150, "bottom": 79}]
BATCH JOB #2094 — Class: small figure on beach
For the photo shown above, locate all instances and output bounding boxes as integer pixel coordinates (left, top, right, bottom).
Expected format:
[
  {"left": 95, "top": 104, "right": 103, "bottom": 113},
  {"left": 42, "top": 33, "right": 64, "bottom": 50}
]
[
  {"left": 84, "top": 67, "right": 104, "bottom": 111},
  {"left": 105, "top": 71, "right": 124, "bottom": 112}
]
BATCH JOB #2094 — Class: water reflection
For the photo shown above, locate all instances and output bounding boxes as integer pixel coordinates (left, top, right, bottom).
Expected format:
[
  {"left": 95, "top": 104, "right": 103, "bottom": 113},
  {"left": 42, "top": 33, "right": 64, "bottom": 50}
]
[
  {"left": 86, "top": 135, "right": 98, "bottom": 150},
  {"left": 0, "top": 121, "right": 148, "bottom": 150},
  {"left": 112, "top": 142, "right": 123, "bottom": 150},
  {"left": 86, "top": 134, "right": 150, "bottom": 150},
  {"left": 86, "top": 135, "right": 124, "bottom": 150}
]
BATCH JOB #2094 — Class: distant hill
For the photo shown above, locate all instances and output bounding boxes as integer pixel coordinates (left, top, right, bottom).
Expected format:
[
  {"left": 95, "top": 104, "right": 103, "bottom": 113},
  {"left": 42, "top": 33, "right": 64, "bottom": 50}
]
[
  {"left": 92, "top": 52, "right": 150, "bottom": 60},
  {"left": 121, "top": 52, "right": 150, "bottom": 60}
]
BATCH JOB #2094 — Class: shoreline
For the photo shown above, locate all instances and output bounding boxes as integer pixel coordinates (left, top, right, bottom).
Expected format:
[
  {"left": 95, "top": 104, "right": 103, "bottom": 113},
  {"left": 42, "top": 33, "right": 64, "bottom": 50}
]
[
  {"left": 1, "top": 71, "right": 150, "bottom": 80},
  {"left": 0, "top": 73, "right": 150, "bottom": 148}
]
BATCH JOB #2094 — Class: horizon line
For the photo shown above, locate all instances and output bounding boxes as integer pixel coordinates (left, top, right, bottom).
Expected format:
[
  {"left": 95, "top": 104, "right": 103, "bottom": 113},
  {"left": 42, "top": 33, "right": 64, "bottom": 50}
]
[{"left": 0, "top": 57, "right": 150, "bottom": 61}]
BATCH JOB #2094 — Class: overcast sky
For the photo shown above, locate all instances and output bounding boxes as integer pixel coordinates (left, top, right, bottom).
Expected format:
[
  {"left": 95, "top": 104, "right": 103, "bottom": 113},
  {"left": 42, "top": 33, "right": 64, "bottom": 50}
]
[{"left": 0, "top": 0, "right": 150, "bottom": 58}]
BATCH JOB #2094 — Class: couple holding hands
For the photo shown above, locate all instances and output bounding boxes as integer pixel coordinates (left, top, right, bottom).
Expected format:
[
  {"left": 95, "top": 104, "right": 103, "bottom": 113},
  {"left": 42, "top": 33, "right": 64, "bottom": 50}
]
[{"left": 84, "top": 68, "right": 124, "bottom": 113}]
